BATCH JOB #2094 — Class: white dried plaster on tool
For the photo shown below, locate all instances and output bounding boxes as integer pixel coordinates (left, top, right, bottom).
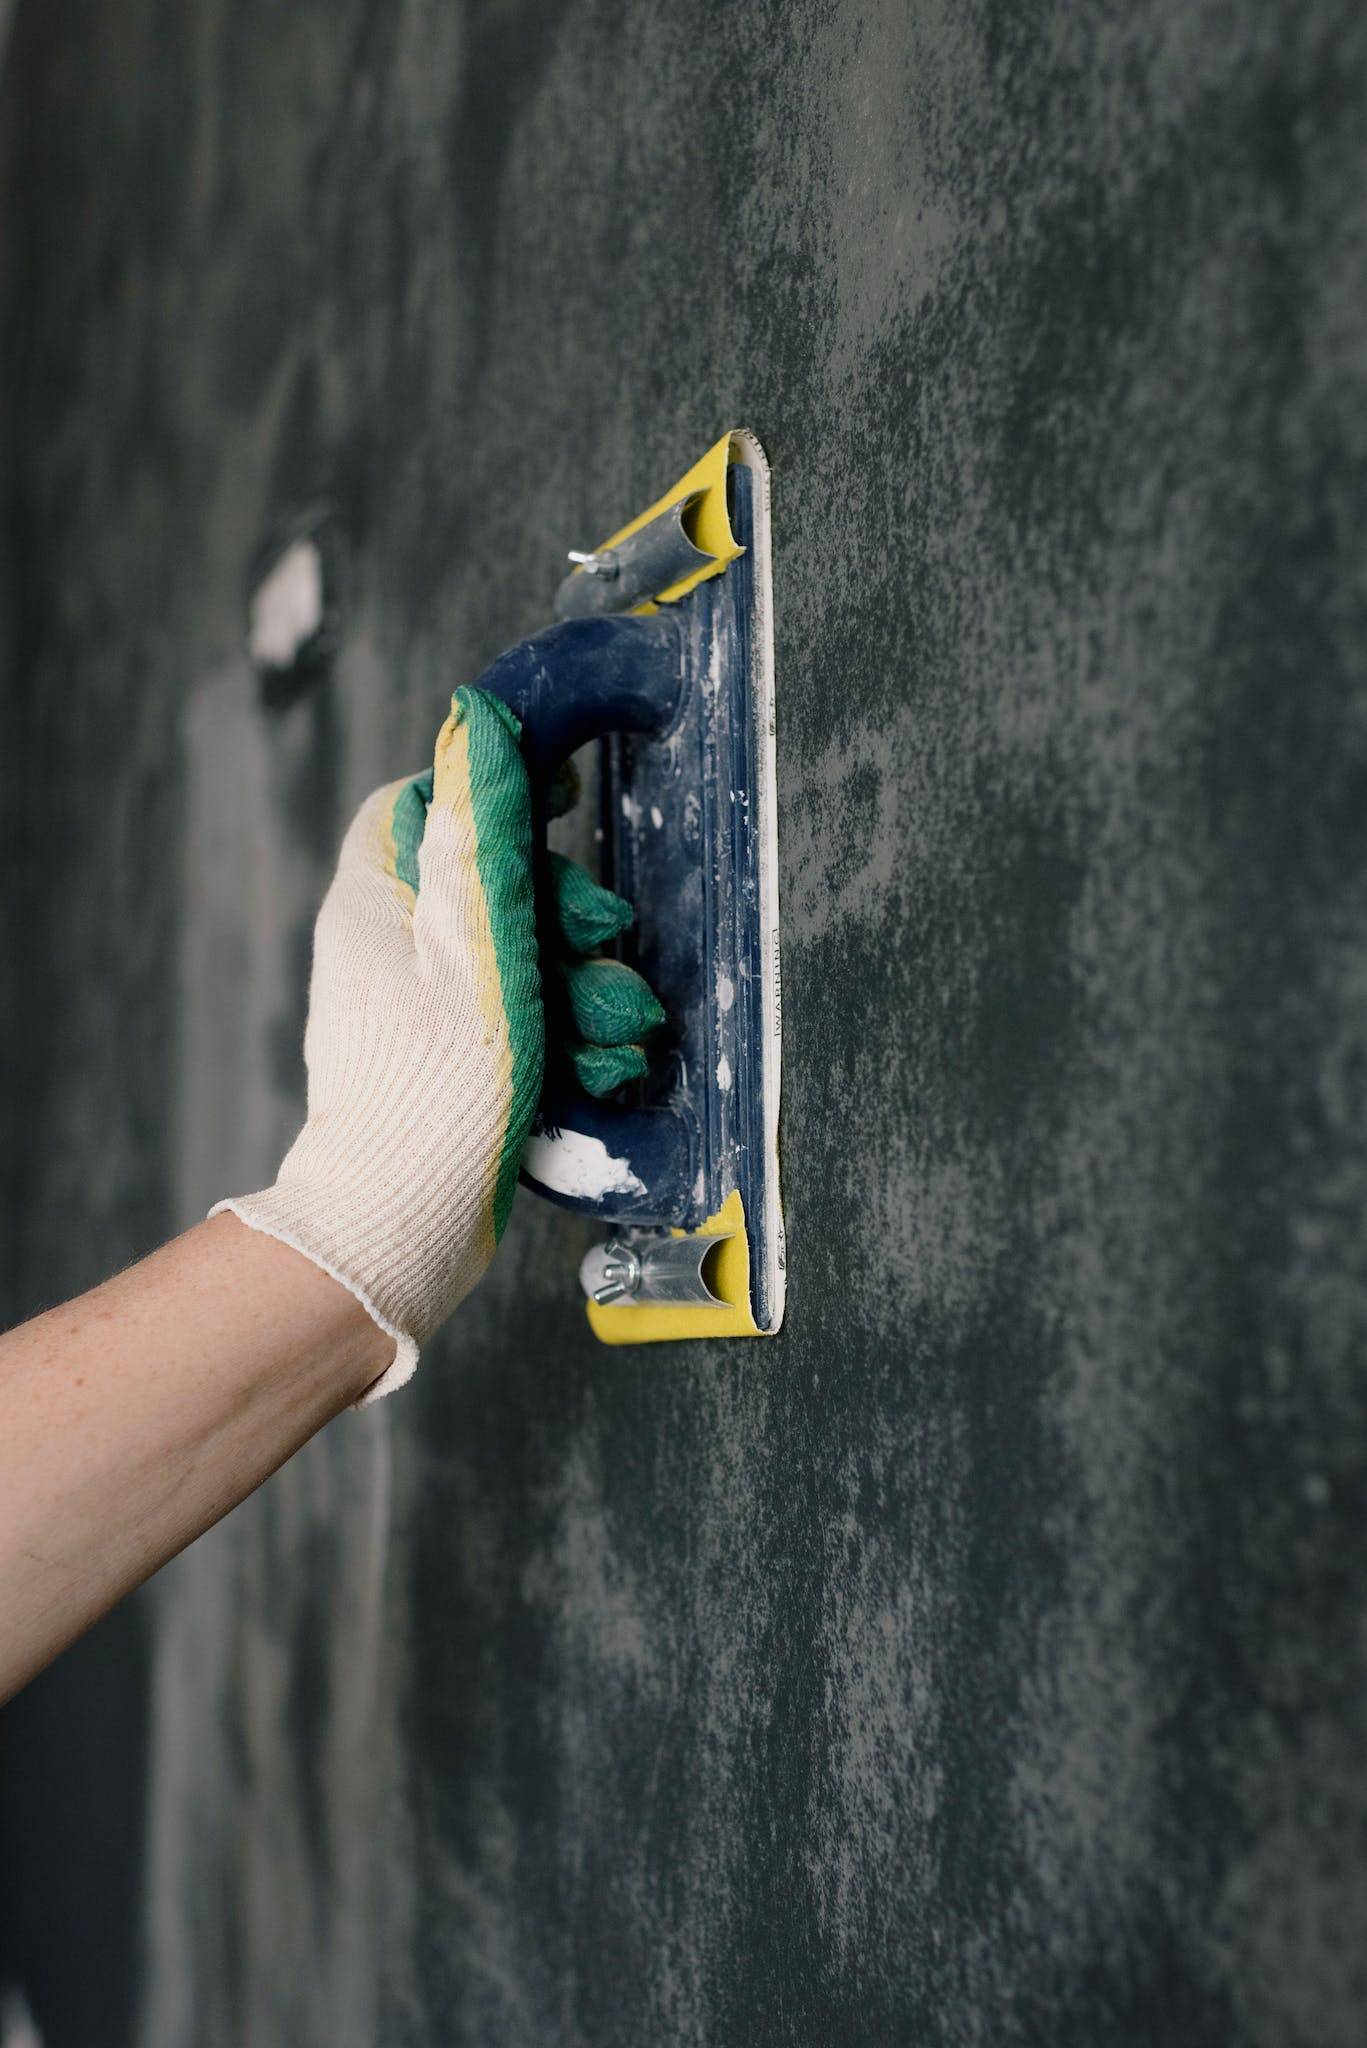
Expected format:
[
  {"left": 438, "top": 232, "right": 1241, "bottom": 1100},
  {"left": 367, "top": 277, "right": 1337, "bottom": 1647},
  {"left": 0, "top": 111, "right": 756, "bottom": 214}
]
[
  {"left": 248, "top": 539, "right": 324, "bottom": 670},
  {"left": 522, "top": 1127, "right": 646, "bottom": 1202}
]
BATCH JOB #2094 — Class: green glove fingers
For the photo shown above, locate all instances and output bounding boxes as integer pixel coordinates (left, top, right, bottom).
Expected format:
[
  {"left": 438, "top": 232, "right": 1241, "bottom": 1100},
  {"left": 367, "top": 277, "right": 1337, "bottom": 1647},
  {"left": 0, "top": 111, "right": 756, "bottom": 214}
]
[
  {"left": 550, "top": 852, "right": 663, "bottom": 1094},
  {"left": 395, "top": 712, "right": 663, "bottom": 1118},
  {"left": 550, "top": 851, "right": 635, "bottom": 953},
  {"left": 570, "top": 1041, "right": 650, "bottom": 1098},
  {"left": 561, "top": 956, "right": 665, "bottom": 1047}
]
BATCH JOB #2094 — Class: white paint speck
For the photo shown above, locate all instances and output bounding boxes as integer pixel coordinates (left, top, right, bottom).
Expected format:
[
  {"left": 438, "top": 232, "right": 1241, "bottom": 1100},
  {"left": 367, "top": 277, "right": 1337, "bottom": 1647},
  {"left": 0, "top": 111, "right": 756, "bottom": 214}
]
[
  {"left": 716, "top": 1055, "right": 733, "bottom": 1091},
  {"left": 248, "top": 539, "right": 323, "bottom": 668},
  {"left": 650, "top": 805, "right": 664, "bottom": 829},
  {"left": 522, "top": 1126, "right": 646, "bottom": 1201},
  {"left": 717, "top": 975, "right": 735, "bottom": 1012}
]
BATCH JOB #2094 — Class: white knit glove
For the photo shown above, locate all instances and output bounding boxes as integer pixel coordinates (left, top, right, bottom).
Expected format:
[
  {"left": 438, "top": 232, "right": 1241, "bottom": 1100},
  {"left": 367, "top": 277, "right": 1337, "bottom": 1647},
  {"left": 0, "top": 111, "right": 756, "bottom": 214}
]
[
  {"left": 212, "top": 688, "right": 542, "bottom": 1400},
  {"left": 213, "top": 685, "right": 663, "bottom": 1402}
]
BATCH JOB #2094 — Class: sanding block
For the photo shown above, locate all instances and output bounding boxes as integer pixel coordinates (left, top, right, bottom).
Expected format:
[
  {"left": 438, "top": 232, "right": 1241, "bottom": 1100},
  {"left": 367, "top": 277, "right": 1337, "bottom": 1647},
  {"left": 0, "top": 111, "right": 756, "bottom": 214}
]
[{"left": 469, "top": 429, "right": 785, "bottom": 1342}]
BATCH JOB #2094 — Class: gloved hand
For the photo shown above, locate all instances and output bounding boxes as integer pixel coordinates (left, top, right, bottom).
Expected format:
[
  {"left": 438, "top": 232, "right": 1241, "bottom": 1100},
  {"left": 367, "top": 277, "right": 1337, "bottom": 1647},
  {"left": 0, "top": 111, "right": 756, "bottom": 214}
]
[{"left": 212, "top": 686, "right": 662, "bottom": 1401}]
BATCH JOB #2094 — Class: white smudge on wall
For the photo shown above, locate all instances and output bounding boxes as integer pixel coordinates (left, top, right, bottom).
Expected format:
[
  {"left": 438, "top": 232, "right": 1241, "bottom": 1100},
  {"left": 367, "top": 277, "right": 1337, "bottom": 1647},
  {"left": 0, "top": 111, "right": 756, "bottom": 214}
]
[{"left": 247, "top": 540, "right": 324, "bottom": 671}]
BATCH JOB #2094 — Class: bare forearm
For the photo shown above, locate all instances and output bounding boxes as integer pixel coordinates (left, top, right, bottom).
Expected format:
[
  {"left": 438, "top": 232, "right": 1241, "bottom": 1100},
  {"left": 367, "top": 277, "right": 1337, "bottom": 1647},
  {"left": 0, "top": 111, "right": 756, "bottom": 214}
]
[{"left": 0, "top": 1213, "right": 391, "bottom": 1702}]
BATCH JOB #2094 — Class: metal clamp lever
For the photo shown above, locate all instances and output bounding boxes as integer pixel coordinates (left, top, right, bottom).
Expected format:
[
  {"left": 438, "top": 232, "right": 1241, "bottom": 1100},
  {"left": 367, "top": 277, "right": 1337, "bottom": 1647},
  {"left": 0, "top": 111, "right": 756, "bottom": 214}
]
[
  {"left": 555, "top": 494, "right": 712, "bottom": 619},
  {"left": 580, "top": 1233, "right": 733, "bottom": 1309}
]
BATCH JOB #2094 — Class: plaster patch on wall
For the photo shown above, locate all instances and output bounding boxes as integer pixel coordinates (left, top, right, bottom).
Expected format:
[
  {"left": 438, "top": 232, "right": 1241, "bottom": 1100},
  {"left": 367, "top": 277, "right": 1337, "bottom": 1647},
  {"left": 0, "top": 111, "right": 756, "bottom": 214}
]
[
  {"left": 150, "top": 642, "right": 409, "bottom": 2048},
  {"left": 174, "top": 663, "right": 286, "bottom": 1219},
  {"left": 0, "top": 1988, "right": 43, "bottom": 2048},
  {"left": 783, "top": 715, "right": 909, "bottom": 946},
  {"left": 806, "top": 1473, "right": 950, "bottom": 1973},
  {"left": 522, "top": 1441, "right": 661, "bottom": 1689},
  {"left": 248, "top": 539, "right": 324, "bottom": 671},
  {"left": 141, "top": 1416, "right": 400, "bottom": 2048}
]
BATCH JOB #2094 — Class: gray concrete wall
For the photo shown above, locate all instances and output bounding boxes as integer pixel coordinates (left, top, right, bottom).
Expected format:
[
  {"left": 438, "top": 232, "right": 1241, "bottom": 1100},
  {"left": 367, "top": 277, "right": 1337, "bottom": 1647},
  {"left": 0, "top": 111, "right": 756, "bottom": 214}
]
[{"left": 2, "top": 1, "right": 1367, "bottom": 2043}]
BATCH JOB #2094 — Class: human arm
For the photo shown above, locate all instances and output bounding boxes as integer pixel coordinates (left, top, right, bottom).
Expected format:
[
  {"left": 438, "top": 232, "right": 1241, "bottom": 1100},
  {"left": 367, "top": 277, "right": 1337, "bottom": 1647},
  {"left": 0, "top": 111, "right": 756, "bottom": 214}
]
[
  {"left": 0, "top": 684, "right": 660, "bottom": 1701},
  {"left": 0, "top": 1213, "right": 388, "bottom": 1704}
]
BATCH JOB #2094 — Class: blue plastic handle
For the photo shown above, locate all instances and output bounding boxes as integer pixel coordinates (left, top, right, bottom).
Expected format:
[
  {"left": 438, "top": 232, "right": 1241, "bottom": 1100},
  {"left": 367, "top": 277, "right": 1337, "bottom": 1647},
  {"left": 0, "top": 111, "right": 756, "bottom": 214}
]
[{"left": 471, "top": 611, "right": 699, "bottom": 1226}]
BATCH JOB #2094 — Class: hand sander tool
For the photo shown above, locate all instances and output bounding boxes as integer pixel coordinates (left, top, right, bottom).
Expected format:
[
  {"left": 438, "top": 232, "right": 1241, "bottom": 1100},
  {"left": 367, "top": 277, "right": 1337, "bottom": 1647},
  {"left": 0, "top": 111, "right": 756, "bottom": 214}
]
[{"left": 468, "top": 428, "right": 785, "bottom": 1343}]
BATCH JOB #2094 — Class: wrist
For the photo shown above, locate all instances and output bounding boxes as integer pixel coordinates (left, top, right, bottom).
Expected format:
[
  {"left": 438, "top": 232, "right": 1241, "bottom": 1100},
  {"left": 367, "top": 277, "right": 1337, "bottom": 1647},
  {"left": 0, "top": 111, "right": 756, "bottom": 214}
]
[{"left": 204, "top": 1211, "right": 397, "bottom": 1407}]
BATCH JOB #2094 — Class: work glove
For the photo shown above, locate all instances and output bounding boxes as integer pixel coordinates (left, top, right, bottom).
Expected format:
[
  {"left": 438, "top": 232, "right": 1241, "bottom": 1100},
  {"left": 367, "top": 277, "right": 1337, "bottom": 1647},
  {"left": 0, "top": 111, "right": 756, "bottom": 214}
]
[{"left": 212, "top": 685, "right": 662, "bottom": 1401}]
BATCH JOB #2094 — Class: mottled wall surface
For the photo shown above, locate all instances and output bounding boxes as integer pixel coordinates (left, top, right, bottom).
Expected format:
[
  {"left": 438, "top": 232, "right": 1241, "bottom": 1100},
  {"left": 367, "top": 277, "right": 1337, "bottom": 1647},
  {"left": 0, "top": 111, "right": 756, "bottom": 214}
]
[{"left": 2, "top": 2, "right": 1367, "bottom": 2043}]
